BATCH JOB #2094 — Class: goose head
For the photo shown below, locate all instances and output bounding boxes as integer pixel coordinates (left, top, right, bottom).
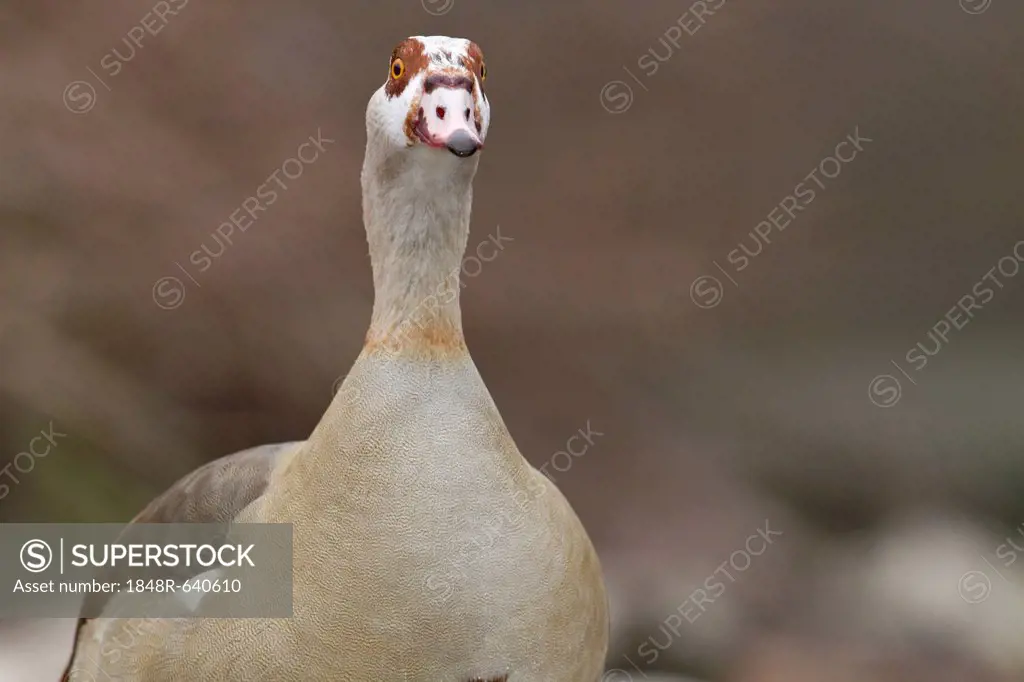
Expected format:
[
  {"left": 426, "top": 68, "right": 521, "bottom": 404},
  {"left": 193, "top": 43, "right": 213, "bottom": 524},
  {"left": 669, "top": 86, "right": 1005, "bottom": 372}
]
[{"left": 365, "top": 36, "right": 490, "bottom": 163}]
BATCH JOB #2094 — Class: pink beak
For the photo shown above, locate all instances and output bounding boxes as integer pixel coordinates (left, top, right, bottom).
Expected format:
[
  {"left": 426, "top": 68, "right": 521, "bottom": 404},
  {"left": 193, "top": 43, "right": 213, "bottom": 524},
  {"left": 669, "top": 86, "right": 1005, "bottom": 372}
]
[{"left": 415, "top": 74, "right": 483, "bottom": 157}]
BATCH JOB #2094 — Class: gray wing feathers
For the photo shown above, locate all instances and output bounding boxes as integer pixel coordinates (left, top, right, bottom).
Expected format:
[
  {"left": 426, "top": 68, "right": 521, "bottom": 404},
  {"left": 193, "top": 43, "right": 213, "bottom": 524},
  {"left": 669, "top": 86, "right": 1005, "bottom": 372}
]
[
  {"left": 65, "top": 441, "right": 302, "bottom": 679},
  {"left": 130, "top": 441, "right": 301, "bottom": 524}
]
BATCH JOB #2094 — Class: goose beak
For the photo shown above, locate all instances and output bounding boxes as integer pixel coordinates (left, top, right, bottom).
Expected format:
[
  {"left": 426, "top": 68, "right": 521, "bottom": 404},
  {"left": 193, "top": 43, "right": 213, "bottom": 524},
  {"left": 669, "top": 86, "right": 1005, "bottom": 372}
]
[
  {"left": 445, "top": 130, "right": 481, "bottom": 158},
  {"left": 415, "top": 75, "right": 484, "bottom": 158}
]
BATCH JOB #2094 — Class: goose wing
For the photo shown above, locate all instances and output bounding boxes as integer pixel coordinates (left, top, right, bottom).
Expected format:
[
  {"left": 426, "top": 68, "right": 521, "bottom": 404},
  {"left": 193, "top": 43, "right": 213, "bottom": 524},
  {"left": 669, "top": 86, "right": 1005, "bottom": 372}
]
[
  {"left": 63, "top": 441, "right": 301, "bottom": 681},
  {"left": 129, "top": 441, "right": 300, "bottom": 524}
]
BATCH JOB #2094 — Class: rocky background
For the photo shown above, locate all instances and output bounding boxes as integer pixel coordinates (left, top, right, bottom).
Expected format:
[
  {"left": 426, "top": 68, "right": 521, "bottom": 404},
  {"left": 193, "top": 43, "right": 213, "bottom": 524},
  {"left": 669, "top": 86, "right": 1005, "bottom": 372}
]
[{"left": 1, "top": 0, "right": 1023, "bottom": 679}]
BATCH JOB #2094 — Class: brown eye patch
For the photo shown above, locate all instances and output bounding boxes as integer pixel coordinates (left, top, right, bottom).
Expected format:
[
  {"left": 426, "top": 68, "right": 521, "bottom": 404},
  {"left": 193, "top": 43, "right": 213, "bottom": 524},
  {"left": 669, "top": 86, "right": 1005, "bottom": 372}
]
[
  {"left": 385, "top": 38, "right": 429, "bottom": 99},
  {"left": 461, "top": 41, "right": 487, "bottom": 96}
]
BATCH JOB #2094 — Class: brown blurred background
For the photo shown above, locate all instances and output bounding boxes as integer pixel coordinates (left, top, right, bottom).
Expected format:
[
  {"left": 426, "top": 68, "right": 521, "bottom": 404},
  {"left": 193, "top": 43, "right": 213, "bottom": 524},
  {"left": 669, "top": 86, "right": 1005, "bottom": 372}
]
[{"left": 2, "top": 0, "right": 1023, "bottom": 680}]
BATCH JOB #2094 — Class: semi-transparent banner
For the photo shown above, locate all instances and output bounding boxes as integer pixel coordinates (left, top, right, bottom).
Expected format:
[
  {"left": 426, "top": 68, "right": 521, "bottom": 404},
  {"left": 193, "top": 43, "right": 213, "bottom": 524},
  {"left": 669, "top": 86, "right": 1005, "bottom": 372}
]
[{"left": 1, "top": 523, "right": 292, "bottom": 617}]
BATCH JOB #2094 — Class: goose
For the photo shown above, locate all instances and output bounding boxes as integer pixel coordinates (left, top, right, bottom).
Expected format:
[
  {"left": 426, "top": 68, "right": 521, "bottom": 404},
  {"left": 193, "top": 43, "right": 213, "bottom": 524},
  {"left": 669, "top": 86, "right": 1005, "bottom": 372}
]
[{"left": 64, "top": 35, "right": 609, "bottom": 681}]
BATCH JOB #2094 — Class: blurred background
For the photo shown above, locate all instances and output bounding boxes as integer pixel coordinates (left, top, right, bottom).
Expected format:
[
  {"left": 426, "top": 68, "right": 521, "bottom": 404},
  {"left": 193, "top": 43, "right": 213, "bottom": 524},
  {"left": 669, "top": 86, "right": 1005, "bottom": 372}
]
[{"left": 2, "top": 0, "right": 1023, "bottom": 679}]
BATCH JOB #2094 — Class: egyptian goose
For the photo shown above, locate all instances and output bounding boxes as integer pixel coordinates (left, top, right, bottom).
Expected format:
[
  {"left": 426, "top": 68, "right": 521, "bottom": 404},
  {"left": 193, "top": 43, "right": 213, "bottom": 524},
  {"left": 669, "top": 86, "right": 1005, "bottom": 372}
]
[{"left": 65, "top": 35, "right": 609, "bottom": 681}]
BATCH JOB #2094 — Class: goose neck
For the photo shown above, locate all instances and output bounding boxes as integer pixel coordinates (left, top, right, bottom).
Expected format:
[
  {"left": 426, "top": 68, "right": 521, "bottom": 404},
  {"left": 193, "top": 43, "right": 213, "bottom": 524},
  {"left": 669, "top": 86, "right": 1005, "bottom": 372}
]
[{"left": 361, "top": 147, "right": 478, "bottom": 356}]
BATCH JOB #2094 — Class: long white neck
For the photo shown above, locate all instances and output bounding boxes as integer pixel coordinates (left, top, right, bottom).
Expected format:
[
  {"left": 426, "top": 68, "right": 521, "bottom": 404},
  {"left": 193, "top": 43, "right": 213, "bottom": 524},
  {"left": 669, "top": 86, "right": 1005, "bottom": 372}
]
[{"left": 360, "top": 137, "right": 480, "bottom": 353}]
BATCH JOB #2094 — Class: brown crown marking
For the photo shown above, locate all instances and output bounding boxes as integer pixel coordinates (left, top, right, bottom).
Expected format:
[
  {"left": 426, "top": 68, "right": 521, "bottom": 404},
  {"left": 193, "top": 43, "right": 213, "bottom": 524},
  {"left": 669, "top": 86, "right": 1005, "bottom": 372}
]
[{"left": 424, "top": 73, "right": 474, "bottom": 94}]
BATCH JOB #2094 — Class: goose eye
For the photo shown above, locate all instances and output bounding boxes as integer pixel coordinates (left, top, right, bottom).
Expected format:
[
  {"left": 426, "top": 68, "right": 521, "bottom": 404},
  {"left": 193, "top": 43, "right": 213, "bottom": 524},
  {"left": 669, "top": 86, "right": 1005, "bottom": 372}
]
[
  {"left": 480, "top": 62, "right": 487, "bottom": 81},
  {"left": 391, "top": 58, "right": 405, "bottom": 80}
]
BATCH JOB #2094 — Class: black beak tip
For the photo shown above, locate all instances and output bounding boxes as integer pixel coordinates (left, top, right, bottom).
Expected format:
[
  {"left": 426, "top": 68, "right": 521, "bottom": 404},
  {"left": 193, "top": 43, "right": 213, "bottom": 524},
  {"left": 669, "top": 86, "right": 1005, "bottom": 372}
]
[{"left": 446, "top": 130, "right": 481, "bottom": 158}]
